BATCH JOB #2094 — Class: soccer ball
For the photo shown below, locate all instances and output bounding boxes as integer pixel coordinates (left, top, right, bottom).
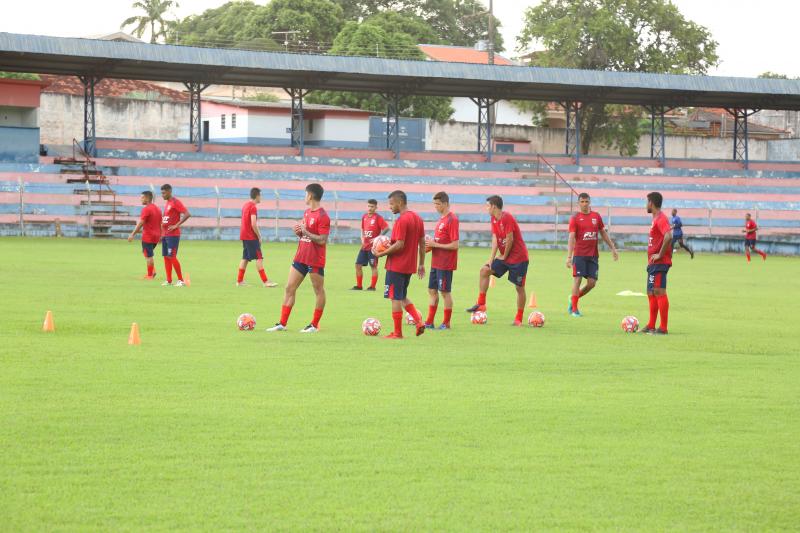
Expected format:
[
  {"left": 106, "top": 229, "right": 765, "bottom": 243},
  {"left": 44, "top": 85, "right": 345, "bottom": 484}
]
[
  {"left": 405, "top": 312, "right": 416, "bottom": 325},
  {"left": 371, "top": 235, "right": 391, "bottom": 255},
  {"left": 528, "top": 311, "right": 545, "bottom": 327},
  {"left": 621, "top": 316, "right": 639, "bottom": 333},
  {"left": 471, "top": 310, "right": 488, "bottom": 324},
  {"left": 237, "top": 313, "right": 256, "bottom": 331},
  {"left": 362, "top": 318, "right": 381, "bottom": 336}
]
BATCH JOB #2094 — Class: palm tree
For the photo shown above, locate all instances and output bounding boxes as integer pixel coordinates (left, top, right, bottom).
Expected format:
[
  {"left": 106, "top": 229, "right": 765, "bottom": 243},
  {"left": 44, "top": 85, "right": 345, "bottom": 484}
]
[{"left": 120, "top": 0, "right": 178, "bottom": 44}]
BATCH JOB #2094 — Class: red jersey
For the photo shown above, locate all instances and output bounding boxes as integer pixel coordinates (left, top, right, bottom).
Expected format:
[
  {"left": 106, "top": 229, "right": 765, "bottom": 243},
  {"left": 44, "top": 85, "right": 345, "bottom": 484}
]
[
  {"left": 648, "top": 211, "right": 673, "bottom": 266},
  {"left": 386, "top": 210, "right": 425, "bottom": 274},
  {"left": 240, "top": 201, "right": 259, "bottom": 241},
  {"left": 492, "top": 212, "right": 528, "bottom": 264},
  {"left": 569, "top": 210, "right": 605, "bottom": 257},
  {"left": 361, "top": 212, "right": 389, "bottom": 251},
  {"left": 745, "top": 219, "right": 757, "bottom": 240},
  {"left": 431, "top": 212, "right": 460, "bottom": 271},
  {"left": 162, "top": 197, "right": 188, "bottom": 237},
  {"left": 140, "top": 203, "right": 162, "bottom": 244},
  {"left": 293, "top": 207, "right": 330, "bottom": 268}
]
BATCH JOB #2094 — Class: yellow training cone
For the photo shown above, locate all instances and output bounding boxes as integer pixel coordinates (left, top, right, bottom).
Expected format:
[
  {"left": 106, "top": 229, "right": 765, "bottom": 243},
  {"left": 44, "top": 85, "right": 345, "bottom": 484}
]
[
  {"left": 527, "top": 291, "right": 538, "bottom": 309},
  {"left": 128, "top": 323, "right": 141, "bottom": 345},
  {"left": 42, "top": 310, "right": 55, "bottom": 332}
]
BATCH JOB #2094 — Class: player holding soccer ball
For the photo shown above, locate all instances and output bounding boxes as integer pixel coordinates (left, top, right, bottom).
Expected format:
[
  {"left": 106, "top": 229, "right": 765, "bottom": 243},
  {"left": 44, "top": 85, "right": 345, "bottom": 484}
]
[
  {"left": 127, "top": 190, "right": 161, "bottom": 279},
  {"left": 373, "top": 190, "right": 427, "bottom": 339},
  {"left": 642, "top": 191, "right": 672, "bottom": 335},
  {"left": 160, "top": 184, "right": 191, "bottom": 287},
  {"left": 743, "top": 213, "right": 767, "bottom": 262},
  {"left": 566, "top": 192, "right": 618, "bottom": 317},
  {"left": 352, "top": 199, "right": 389, "bottom": 291},
  {"left": 424, "top": 191, "right": 459, "bottom": 330},
  {"left": 267, "top": 183, "right": 329, "bottom": 333},
  {"left": 237, "top": 187, "right": 278, "bottom": 287},
  {"left": 466, "top": 195, "right": 529, "bottom": 326}
]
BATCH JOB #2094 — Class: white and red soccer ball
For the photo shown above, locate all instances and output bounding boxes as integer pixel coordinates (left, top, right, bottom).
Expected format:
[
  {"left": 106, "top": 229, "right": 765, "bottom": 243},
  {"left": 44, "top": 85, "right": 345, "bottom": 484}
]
[
  {"left": 371, "top": 235, "right": 391, "bottom": 255},
  {"left": 621, "top": 316, "right": 639, "bottom": 333},
  {"left": 471, "top": 310, "right": 488, "bottom": 325},
  {"left": 362, "top": 318, "right": 381, "bottom": 336},
  {"left": 237, "top": 313, "right": 256, "bottom": 331},
  {"left": 528, "top": 311, "right": 545, "bottom": 328}
]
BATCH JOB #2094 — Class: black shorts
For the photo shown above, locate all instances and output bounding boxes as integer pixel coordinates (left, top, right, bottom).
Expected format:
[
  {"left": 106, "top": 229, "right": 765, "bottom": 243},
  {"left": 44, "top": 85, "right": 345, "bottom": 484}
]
[
  {"left": 428, "top": 268, "right": 454, "bottom": 292},
  {"left": 646, "top": 264, "right": 670, "bottom": 292},
  {"left": 572, "top": 256, "right": 599, "bottom": 280},
  {"left": 242, "top": 239, "right": 263, "bottom": 261},
  {"left": 161, "top": 236, "right": 180, "bottom": 257},
  {"left": 384, "top": 270, "right": 412, "bottom": 301},
  {"left": 745, "top": 239, "right": 756, "bottom": 248},
  {"left": 355, "top": 249, "right": 378, "bottom": 267},
  {"left": 141, "top": 241, "right": 157, "bottom": 258},
  {"left": 491, "top": 258, "right": 528, "bottom": 287},
  {"left": 292, "top": 261, "right": 324, "bottom": 277}
]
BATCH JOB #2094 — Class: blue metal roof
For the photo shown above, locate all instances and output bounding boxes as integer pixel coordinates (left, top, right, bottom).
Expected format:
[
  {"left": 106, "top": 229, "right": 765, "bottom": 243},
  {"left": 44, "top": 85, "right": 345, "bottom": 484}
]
[{"left": 2, "top": 32, "right": 800, "bottom": 109}]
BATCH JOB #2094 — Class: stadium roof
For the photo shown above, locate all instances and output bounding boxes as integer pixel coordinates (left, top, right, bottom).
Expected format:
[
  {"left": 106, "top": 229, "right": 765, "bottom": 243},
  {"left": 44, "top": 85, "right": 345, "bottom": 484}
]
[{"left": 2, "top": 32, "right": 800, "bottom": 110}]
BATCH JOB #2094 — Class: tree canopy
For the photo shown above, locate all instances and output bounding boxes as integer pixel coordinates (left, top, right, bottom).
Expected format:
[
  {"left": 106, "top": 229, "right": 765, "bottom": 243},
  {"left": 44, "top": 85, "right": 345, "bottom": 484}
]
[{"left": 121, "top": 0, "right": 178, "bottom": 44}]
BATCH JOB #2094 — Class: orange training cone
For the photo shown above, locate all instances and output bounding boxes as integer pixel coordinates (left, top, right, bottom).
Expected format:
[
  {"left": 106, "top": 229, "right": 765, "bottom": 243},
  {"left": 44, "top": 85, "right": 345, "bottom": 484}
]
[
  {"left": 527, "top": 291, "right": 538, "bottom": 309},
  {"left": 128, "top": 323, "right": 141, "bottom": 345},
  {"left": 42, "top": 310, "right": 55, "bottom": 332}
]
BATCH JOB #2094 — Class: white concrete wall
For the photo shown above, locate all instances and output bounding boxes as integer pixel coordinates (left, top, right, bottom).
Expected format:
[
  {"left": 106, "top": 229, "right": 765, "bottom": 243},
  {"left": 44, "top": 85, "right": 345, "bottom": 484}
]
[
  {"left": 204, "top": 109, "right": 250, "bottom": 142},
  {"left": 0, "top": 106, "right": 38, "bottom": 127},
  {"left": 247, "top": 113, "right": 292, "bottom": 141},
  {"left": 451, "top": 98, "right": 537, "bottom": 127},
  {"left": 307, "top": 117, "right": 369, "bottom": 143}
]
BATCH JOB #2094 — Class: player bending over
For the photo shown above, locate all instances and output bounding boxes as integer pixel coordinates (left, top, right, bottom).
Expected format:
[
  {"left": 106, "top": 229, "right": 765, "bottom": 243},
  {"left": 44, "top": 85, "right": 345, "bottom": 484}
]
[
  {"left": 373, "top": 190, "right": 426, "bottom": 339},
  {"left": 128, "top": 190, "right": 162, "bottom": 279},
  {"left": 642, "top": 191, "right": 672, "bottom": 335},
  {"left": 267, "top": 183, "right": 330, "bottom": 333},
  {"left": 670, "top": 208, "right": 694, "bottom": 259},
  {"left": 566, "top": 192, "right": 618, "bottom": 317},
  {"left": 160, "top": 184, "right": 191, "bottom": 287},
  {"left": 237, "top": 187, "right": 278, "bottom": 287},
  {"left": 424, "top": 191, "right": 460, "bottom": 330},
  {"left": 743, "top": 213, "right": 767, "bottom": 262},
  {"left": 352, "top": 199, "right": 389, "bottom": 291},
  {"left": 466, "top": 195, "right": 529, "bottom": 326}
]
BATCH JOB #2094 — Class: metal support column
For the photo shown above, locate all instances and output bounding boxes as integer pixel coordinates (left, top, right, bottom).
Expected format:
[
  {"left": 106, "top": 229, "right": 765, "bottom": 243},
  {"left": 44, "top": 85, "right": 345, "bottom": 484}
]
[
  {"left": 381, "top": 93, "right": 401, "bottom": 159},
  {"left": 563, "top": 101, "right": 581, "bottom": 164},
  {"left": 184, "top": 82, "right": 210, "bottom": 152},
  {"left": 79, "top": 75, "right": 102, "bottom": 157},
  {"left": 648, "top": 105, "right": 667, "bottom": 166},
  {"left": 726, "top": 108, "right": 758, "bottom": 169},
  {"left": 471, "top": 97, "right": 497, "bottom": 161},
  {"left": 285, "top": 88, "right": 310, "bottom": 158}
]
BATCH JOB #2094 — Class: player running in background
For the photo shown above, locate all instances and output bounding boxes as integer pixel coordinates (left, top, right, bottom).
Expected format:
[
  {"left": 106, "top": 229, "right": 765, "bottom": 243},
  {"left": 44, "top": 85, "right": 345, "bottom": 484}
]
[
  {"left": 237, "top": 187, "right": 278, "bottom": 287},
  {"left": 373, "top": 190, "right": 426, "bottom": 339},
  {"left": 670, "top": 208, "right": 694, "bottom": 259},
  {"left": 160, "top": 184, "right": 191, "bottom": 287},
  {"left": 642, "top": 192, "right": 672, "bottom": 335},
  {"left": 566, "top": 192, "right": 618, "bottom": 317},
  {"left": 743, "top": 213, "right": 767, "bottom": 262},
  {"left": 352, "top": 199, "right": 389, "bottom": 291},
  {"left": 127, "top": 190, "right": 161, "bottom": 279},
  {"left": 466, "top": 195, "right": 529, "bottom": 326},
  {"left": 424, "top": 191, "right": 459, "bottom": 330},
  {"left": 267, "top": 183, "right": 330, "bottom": 333}
]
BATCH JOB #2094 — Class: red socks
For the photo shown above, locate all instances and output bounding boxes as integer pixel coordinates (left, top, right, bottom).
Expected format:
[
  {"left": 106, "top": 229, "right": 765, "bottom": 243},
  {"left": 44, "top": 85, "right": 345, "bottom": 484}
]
[
  {"left": 356, "top": 274, "right": 363, "bottom": 288},
  {"left": 443, "top": 308, "right": 452, "bottom": 326},
  {"left": 392, "top": 311, "right": 403, "bottom": 336},
  {"left": 311, "top": 308, "right": 323, "bottom": 328},
  {"left": 237, "top": 268, "right": 245, "bottom": 283},
  {"left": 656, "top": 294, "right": 669, "bottom": 332},
  {"left": 647, "top": 294, "right": 658, "bottom": 329},
  {"left": 172, "top": 257, "right": 183, "bottom": 281},
  {"left": 280, "top": 305, "right": 293, "bottom": 326},
  {"left": 426, "top": 304, "right": 438, "bottom": 325},
  {"left": 571, "top": 294, "right": 580, "bottom": 312},
  {"left": 370, "top": 274, "right": 378, "bottom": 289},
  {"left": 477, "top": 292, "right": 487, "bottom": 306},
  {"left": 258, "top": 269, "right": 268, "bottom": 283},
  {"left": 746, "top": 250, "right": 751, "bottom": 262},
  {"left": 404, "top": 304, "right": 422, "bottom": 325},
  {"left": 164, "top": 257, "right": 173, "bottom": 283},
  {"left": 146, "top": 264, "right": 154, "bottom": 277},
  {"left": 515, "top": 308, "right": 524, "bottom": 322}
]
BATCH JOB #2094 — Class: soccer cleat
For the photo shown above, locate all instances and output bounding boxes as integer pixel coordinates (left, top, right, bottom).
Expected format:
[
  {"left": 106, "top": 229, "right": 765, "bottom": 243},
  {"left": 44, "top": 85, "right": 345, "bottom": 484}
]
[
  {"left": 174, "top": 280, "right": 186, "bottom": 287},
  {"left": 236, "top": 281, "right": 248, "bottom": 287},
  {"left": 161, "top": 280, "right": 172, "bottom": 286},
  {"left": 438, "top": 323, "right": 451, "bottom": 330},
  {"left": 639, "top": 326, "right": 656, "bottom": 334},
  {"left": 424, "top": 323, "right": 435, "bottom": 329},
  {"left": 266, "top": 323, "right": 287, "bottom": 332},
  {"left": 465, "top": 304, "right": 486, "bottom": 313},
  {"left": 263, "top": 281, "right": 278, "bottom": 288},
  {"left": 383, "top": 332, "right": 403, "bottom": 339},
  {"left": 570, "top": 311, "right": 583, "bottom": 318},
  {"left": 512, "top": 319, "right": 523, "bottom": 327},
  {"left": 415, "top": 323, "right": 426, "bottom": 337},
  {"left": 350, "top": 285, "right": 363, "bottom": 290},
  {"left": 143, "top": 273, "right": 157, "bottom": 280},
  {"left": 299, "top": 324, "right": 318, "bottom": 333},
  {"left": 366, "top": 287, "right": 376, "bottom": 291},
  {"left": 650, "top": 328, "right": 668, "bottom": 335},
  {"left": 690, "top": 251, "right": 695, "bottom": 259}
]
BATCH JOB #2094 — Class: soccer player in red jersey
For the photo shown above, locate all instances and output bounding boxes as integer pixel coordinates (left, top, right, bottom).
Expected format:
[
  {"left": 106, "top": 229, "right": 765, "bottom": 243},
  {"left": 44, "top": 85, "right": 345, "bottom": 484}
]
[
  {"left": 237, "top": 187, "right": 278, "bottom": 288},
  {"left": 127, "top": 190, "right": 162, "bottom": 279},
  {"left": 352, "top": 199, "right": 389, "bottom": 291},
  {"left": 566, "top": 192, "right": 618, "bottom": 317},
  {"left": 373, "top": 190, "right": 427, "bottom": 339},
  {"left": 267, "top": 183, "right": 330, "bottom": 333},
  {"left": 160, "top": 184, "right": 191, "bottom": 287},
  {"left": 742, "top": 213, "right": 767, "bottom": 262},
  {"left": 642, "top": 191, "right": 673, "bottom": 335},
  {"left": 466, "top": 195, "right": 529, "bottom": 326},
  {"left": 424, "top": 191, "right": 460, "bottom": 330}
]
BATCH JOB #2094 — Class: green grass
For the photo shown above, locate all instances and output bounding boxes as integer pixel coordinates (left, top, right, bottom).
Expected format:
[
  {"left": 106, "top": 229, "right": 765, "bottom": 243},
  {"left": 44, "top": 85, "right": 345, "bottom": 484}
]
[{"left": 1, "top": 237, "right": 799, "bottom": 531}]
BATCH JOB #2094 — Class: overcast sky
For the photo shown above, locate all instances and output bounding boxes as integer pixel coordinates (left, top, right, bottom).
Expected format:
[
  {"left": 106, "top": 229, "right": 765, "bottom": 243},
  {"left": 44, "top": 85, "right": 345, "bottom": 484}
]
[{"left": 0, "top": 0, "right": 796, "bottom": 78}]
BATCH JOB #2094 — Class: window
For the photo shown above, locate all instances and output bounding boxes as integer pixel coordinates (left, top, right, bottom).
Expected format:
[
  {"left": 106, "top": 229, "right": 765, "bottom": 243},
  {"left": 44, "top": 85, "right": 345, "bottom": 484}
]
[
  {"left": 231, "top": 113, "right": 237, "bottom": 129},
  {"left": 221, "top": 114, "right": 226, "bottom": 130},
  {"left": 495, "top": 143, "right": 515, "bottom": 153},
  {"left": 308, "top": 120, "right": 314, "bottom": 134}
]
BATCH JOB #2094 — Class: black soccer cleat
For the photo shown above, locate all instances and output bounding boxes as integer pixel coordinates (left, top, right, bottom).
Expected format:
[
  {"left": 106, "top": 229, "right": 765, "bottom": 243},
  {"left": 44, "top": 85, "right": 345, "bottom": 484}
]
[
  {"left": 650, "top": 328, "right": 668, "bottom": 335},
  {"left": 350, "top": 285, "right": 363, "bottom": 291},
  {"left": 465, "top": 304, "right": 486, "bottom": 313},
  {"left": 639, "top": 326, "right": 656, "bottom": 334}
]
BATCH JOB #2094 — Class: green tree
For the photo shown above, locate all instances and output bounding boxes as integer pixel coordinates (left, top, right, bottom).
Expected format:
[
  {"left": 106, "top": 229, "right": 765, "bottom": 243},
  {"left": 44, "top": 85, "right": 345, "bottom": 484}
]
[
  {"left": 758, "top": 71, "right": 790, "bottom": 79},
  {"left": 307, "top": 18, "right": 454, "bottom": 121},
  {"left": 120, "top": 0, "right": 179, "bottom": 44},
  {"left": 517, "top": 0, "right": 719, "bottom": 155},
  {"left": 242, "top": 0, "right": 345, "bottom": 52},
  {"left": 0, "top": 72, "right": 40, "bottom": 80},
  {"left": 172, "top": 1, "right": 263, "bottom": 47}
]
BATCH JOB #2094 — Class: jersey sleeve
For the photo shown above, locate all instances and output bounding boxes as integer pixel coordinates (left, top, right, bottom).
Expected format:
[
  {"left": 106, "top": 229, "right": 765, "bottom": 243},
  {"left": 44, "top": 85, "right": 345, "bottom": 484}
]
[
  {"left": 449, "top": 216, "right": 460, "bottom": 241},
  {"left": 568, "top": 215, "right": 576, "bottom": 233},
  {"left": 140, "top": 207, "right": 148, "bottom": 222},
  {"left": 392, "top": 216, "right": 407, "bottom": 242},
  {"left": 174, "top": 199, "right": 188, "bottom": 214},
  {"left": 379, "top": 215, "right": 389, "bottom": 231},
  {"left": 596, "top": 214, "right": 605, "bottom": 231},
  {"left": 657, "top": 216, "right": 671, "bottom": 235},
  {"left": 318, "top": 212, "right": 331, "bottom": 235}
]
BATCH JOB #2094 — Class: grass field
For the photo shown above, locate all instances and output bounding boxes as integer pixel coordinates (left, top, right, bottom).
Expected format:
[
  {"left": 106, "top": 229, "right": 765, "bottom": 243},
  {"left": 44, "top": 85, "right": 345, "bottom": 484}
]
[{"left": 1, "top": 237, "right": 799, "bottom": 531}]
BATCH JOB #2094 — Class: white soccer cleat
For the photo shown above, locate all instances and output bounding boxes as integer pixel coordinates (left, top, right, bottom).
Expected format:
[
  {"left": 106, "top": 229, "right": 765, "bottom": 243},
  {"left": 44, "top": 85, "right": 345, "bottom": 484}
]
[
  {"left": 236, "top": 281, "right": 248, "bottom": 287},
  {"left": 161, "top": 281, "right": 172, "bottom": 286},
  {"left": 299, "top": 324, "right": 318, "bottom": 333},
  {"left": 174, "top": 280, "right": 186, "bottom": 287},
  {"left": 263, "top": 281, "right": 278, "bottom": 288},
  {"left": 266, "top": 323, "right": 287, "bottom": 332}
]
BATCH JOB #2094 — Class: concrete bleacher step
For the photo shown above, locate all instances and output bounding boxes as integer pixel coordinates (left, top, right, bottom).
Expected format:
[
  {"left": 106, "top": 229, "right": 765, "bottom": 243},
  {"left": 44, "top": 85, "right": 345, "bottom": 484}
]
[{"left": 68, "top": 178, "right": 109, "bottom": 185}]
